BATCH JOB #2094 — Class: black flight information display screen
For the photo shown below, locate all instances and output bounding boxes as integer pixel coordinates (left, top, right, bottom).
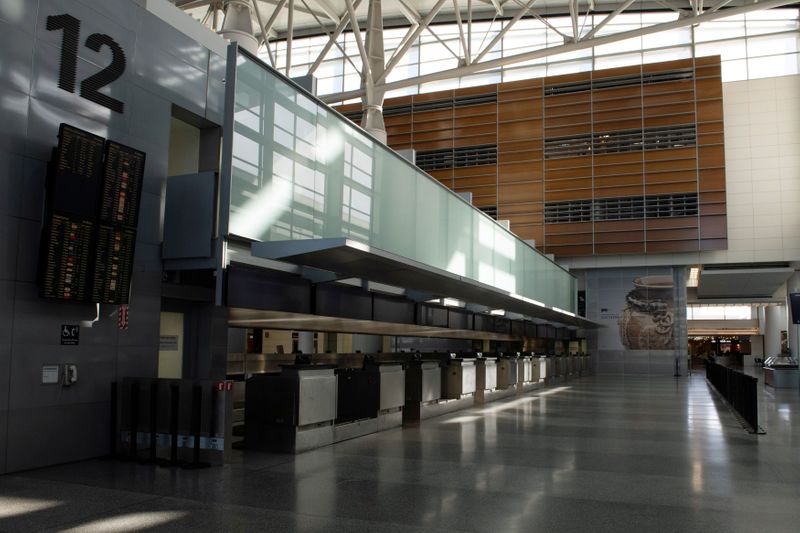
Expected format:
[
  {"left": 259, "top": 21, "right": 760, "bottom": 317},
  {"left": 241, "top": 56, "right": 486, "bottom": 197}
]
[
  {"left": 51, "top": 124, "right": 105, "bottom": 217},
  {"left": 39, "top": 124, "right": 146, "bottom": 305},
  {"left": 41, "top": 213, "right": 95, "bottom": 301},
  {"left": 100, "top": 141, "right": 145, "bottom": 227}
]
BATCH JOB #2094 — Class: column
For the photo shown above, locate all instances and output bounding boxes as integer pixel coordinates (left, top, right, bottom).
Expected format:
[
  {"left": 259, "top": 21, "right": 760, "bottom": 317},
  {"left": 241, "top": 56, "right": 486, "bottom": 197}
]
[{"left": 764, "top": 304, "right": 784, "bottom": 357}]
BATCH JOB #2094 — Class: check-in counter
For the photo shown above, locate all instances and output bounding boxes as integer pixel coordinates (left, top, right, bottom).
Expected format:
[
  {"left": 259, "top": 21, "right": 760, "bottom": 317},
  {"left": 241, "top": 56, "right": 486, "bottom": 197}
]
[
  {"left": 245, "top": 364, "right": 337, "bottom": 453},
  {"left": 545, "top": 354, "right": 554, "bottom": 379},
  {"left": 335, "top": 367, "right": 379, "bottom": 423},
  {"left": 496, "top": 353, "right": 518, "bottom": 390},
  {"left": 404, "top": 360, "right": 443, "bottom": 422},
  {"left": 534, "top": 355, "right": 546, "bottom": 381},
  {"left": 369, "top": 362, "right": 405, "bottom": 413},
  {"left": 476, "top": 356, "right": 497, "bottom": 392},
  {"left": 444, "top": 358, "right": 477, "bottom": 399},
  {"left": 519, "top": 354, "right": 533, "bottom": 383}
]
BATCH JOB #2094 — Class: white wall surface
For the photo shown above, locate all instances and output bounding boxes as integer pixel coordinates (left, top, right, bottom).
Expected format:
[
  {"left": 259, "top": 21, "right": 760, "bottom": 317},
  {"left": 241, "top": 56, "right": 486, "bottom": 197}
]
[{"left": 559, "top": 74, "right": 800, "bottom": 270}]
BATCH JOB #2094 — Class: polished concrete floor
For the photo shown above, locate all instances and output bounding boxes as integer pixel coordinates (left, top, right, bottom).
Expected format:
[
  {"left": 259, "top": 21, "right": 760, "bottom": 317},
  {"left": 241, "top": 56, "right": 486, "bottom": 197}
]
[{"left": 2, "top": 373, "right": 800, "bottom": 532}]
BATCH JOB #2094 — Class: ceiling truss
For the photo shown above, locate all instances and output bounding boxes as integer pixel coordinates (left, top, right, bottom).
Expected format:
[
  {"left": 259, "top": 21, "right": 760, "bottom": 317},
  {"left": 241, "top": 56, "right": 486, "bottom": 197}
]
[{"left": 174, "top": 0, "right": 797, "bottom": 106}]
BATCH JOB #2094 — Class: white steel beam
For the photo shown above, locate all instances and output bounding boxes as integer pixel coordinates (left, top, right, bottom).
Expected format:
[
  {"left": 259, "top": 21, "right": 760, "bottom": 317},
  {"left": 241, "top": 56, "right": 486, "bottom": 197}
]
[
  {"left": 452, "top": 0, "right": 469, "bottom": 64},
  {"left": 582, "top": 0, "right": 637, "bottom": 41},
  {"left": 377, "top": 0, "right": 449, "bottom": 84},
  {"left": 708, "top": 0, "right": 733, "bottom": 13},
  {"left": 569, "top": 0, "right": 579, "bottom": 42},
  {"left": 395, "top": 0, "right": 459, "bottom": 60},
  {"left": 286, "top": 0, "right": 294, "bottom": 74},
  {"left": 344, "top": 0, "right": 372, "bottom": 79},
  {"left": 299, "top": 0, "right": 362, "bottom": 73},
  {"left": 307, "top": 0, "right": 363, "bottom": 75},
  {"left": 322, "top": 0, "right": 797, "bottom": 103},
  {"left": 489, "top": 0, "right": 504, "bottom": 16},
  {"left": 308, "top": 0, "right": 341, "bottom": 24},
  {"left": 474, "top": 0, "right": 538, "bottom": 64}
]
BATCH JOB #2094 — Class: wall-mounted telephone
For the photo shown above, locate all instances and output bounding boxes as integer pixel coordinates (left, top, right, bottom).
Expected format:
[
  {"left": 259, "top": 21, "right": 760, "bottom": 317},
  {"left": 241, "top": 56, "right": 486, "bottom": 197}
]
[{"left": 63, "top": 364, "right": 78, "bottom": 386}]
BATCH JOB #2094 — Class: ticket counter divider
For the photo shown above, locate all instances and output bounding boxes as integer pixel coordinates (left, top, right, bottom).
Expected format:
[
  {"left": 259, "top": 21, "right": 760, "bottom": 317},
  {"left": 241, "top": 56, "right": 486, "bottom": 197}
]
[{"left": 229, "top": 351, "right": 591, "bottom": 454}]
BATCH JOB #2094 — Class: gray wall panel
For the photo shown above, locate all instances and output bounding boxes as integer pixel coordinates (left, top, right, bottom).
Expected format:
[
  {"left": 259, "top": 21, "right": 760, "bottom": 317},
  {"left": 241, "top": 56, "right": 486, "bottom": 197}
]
[
  {"left": 5, "top": 402, "right": 110, "bottom": 472},
  {"left": 0, "top": 281, "right": 13, "bottom": 346},
  {"left": 0, "top": 216, "right": 19, "bottom": 281},
  {"left": 136, "top": 191, "right": 163, "bottom": 245},
  {"left": 16, "top": 156, "right": 47, "bottom": 222},
  {"left": 128, "top": 86, "right": 172, "bottom": 151},
  {"left": 0, "top": 152, "right": 19, "bottom": 216},
  {"left": 73, "top": 0, "right": 142, "bottom": 32},
  {"left": 131, "top": 242, "right": 162, "bottom": 273},
  {"left": 116, "top": 345, "right": 157, "bottom": 378},
  {"left": 0, "top": 89, "right": 30, "bottom": 156},
  {"left": 0, "top": 20, "right": 34, "bottom": 95},
  {"left": 11, "top": 281, "right": 97, "bottom": 345},
  {"left": 0, "top": 344, "right": 10, "bottom": 411},
  {"left": 0, "top": 0, "right": 40, "bottom": 34},
  {"left": 0, "top": 408, "right": 7, "bottom": 474},
  {"left": 14, "top": 218, "right": 41, "bottom": 283},
  {"left": 7, "top": 344, "right": 115, "bottom": 409},
  {"left": 136, "top": 12, "right": 209, "bottom": 71},
  {"left": 133, "top": 40, "right": 208, "bottom": 117},
  {"left": 206, "top": 52, "right": 226, "bottom": 124}
]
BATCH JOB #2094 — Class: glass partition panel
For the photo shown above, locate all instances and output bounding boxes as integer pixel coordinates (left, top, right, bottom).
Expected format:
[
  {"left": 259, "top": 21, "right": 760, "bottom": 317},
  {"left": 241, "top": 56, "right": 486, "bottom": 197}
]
[{"left": 228, "top": 52, "right": 577, "bottom": 313}]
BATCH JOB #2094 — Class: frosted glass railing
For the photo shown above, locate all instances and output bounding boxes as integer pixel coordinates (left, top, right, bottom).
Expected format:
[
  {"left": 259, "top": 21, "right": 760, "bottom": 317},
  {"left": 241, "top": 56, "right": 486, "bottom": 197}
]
[{"left": 227, "top": 52, "right": 576, "bottom": 313}]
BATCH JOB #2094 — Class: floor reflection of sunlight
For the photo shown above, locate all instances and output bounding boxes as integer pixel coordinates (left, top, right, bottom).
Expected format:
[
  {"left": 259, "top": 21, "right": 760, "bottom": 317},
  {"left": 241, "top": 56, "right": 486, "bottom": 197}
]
[
  {"left": 0, "top": 496, "right": 61, "bottom": 518},
  {"left": 60, "top": 511, "right": 189, "bottom": 532}
]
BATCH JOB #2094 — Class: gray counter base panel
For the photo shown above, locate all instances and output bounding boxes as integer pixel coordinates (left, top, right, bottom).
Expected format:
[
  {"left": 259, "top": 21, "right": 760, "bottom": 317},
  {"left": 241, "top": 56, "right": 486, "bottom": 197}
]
[
  {"left": 518, "top": 381, "right": 545, "bottom": 394},
  {"left": 377, "top": 409, "right": 403, "bottom": 431},
  {"left": 334, "top": 418, "right": 379, "bottom": 444},
  {"left": 419, "top": 395, "right": 474, "bottom": 420},
  {"left": 475, "top": 386, "right": 517, "bottom": 404}
]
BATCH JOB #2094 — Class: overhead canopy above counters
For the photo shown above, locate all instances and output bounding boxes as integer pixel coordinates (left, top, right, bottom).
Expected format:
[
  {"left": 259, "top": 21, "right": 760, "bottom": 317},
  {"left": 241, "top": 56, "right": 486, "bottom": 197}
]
[
  {"left": 251, "top": 238, "right": 599, "bottom": 329},
  {"left": 220, "top": 47, "right": 593, "bottom": 330}
]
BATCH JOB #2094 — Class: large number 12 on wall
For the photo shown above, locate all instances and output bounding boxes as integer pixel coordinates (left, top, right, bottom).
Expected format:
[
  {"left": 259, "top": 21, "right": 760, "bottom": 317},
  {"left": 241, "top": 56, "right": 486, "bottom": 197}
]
[{"left": 46, "top": 14, "right": 127, "bottom": 114}]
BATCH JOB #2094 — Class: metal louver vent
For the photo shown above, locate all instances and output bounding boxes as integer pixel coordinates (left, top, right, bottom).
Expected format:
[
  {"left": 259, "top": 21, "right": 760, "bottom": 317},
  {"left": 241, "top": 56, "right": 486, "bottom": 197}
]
[
  {"left": 544, "top": 124, "right": 696, "bottom": 159},
  {"left": 544, "top": 68, "right": 695, "bottom": 96},
  {"left": 416, "top": 145, "right": 497, "bottom": 171},
  {"left": 545, "top": 193, "right": 698, "bottom": 223}
]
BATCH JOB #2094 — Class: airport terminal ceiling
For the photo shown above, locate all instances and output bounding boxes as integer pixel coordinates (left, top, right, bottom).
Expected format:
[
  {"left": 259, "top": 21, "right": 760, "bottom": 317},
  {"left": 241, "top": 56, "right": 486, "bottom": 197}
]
[{"left": 174, "top": 0, "right": 800, "bottom": 101}]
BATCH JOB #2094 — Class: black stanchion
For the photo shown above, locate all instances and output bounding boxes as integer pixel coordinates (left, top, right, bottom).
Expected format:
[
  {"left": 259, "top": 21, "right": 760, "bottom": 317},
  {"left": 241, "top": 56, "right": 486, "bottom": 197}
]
[
  {"left": 147, "top": 380, "right": 159, "bottom": 463},
  {"left": 109, "top": 381, "right": 118, "bottom": 458},
  {"left": 160, "top": 382, "right": 181, "bottom": 467},
  {"left": 183, "top": 384, "right": 210, "bottom": 469},
  {"left": 129, "top": 381, "right": 140, "bottom": 460}
]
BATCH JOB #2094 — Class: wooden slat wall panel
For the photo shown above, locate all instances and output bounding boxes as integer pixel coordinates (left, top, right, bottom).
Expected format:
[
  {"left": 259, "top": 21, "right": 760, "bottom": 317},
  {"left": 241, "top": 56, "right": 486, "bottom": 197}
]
[{"left": 336, "top": 56, "right": 726, "bottom": 258}]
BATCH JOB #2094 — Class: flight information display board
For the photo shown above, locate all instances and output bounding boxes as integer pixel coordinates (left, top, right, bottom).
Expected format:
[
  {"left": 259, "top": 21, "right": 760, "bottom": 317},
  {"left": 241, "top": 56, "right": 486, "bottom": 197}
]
[
  {"left": 100, "top": 141, "right": 145, "bottom": 228},
  {"left": 39, "top": 124, "right": 146, "bottom": 305},
  {"left": 91, "top": 224, "right": 137, "bottom": 304},
  {"left": 40, "top": 212, "right": 95, "bottom": 301},
  {"left": 51, "top": 124, "right": 105, "bottom": 217}
]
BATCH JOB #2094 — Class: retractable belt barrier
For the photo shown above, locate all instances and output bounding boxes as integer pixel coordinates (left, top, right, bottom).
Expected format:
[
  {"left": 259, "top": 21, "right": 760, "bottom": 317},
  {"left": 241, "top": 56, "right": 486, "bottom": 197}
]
[
  {"left": 112, "top": 377, "right": 232, "bottom": 467},
  {"left": 704, "top": 360, "right": 761, "bottom": 433}
]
